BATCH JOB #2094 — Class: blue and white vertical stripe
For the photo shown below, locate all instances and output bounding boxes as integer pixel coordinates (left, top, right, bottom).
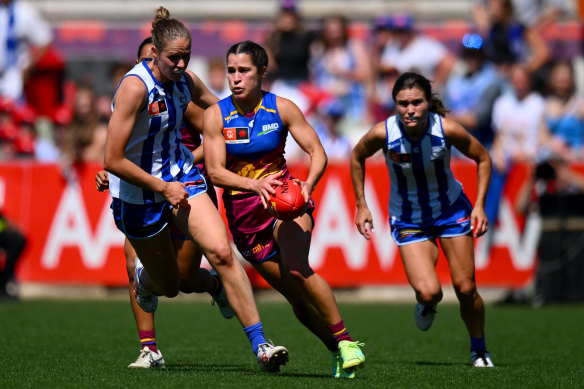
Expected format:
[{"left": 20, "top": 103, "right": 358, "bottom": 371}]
[
  {"left": 383, "top": 113, "right": 462, "bottom": 224},
  {"left": 108, "top": 61, "right": 194, "bottom": 204}
]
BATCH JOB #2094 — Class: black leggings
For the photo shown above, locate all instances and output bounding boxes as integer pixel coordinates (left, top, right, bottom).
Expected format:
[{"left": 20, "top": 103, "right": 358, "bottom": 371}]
[{"left": 0, "top": 227, "right": 26, "bottom": 290}]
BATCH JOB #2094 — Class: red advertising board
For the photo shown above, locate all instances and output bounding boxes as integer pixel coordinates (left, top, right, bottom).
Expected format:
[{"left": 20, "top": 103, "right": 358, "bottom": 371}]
[{"left": 0, "top": 160, "right": 544, "bottom": 288}]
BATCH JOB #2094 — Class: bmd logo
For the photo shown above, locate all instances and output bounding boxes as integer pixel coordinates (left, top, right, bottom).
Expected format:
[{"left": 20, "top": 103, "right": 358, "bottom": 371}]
[
  {"left": 262, "top": 123, "right": 278, "bottom": 131},
  {"left": 259, "top": 123, "right": 279, "bottom": 135}
]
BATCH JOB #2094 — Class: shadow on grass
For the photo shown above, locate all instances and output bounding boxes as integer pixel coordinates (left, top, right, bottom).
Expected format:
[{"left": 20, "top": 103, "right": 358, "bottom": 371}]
[
  {"left": 164, "top": 364, "right": 329, "bottom": 378},
  {"left": 413, "top": 361, "right": 465, "bottom": 367},
  {"left": 164, "top": 363, "right": 247, "bottom": 372},
  {"left": 278, "top": 372, "right": 330, "bottom": 379}
]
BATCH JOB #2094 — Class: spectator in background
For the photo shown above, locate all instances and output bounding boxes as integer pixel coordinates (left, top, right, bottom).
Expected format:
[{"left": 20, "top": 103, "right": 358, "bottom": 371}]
[
  {"left": 543, "top": 60, "right": 584, "bottom": 160},
  {"left": 368, "top": 15, "right": 400, "bottom": 123},
  {"left": 313, "top": 99, "right": 352, "bottom": 162},
  {"left": 59, "top": 84, "right": 107, "bottom": 176},
  {"left": 265, "top": 0, "right": 314, "bottom": 88},
  {"left": 206, "top": 58, "right": 230, "bottom": 100},
  {"left": 378, "top": 12, "right": 456, "bottom": 93},
  {"left": 0, "top": 98, "right": 55, "bottom": 160},
  {"left": 473, "top": 0, "right": 566, "bottom": 34},
  {"left": 487, "top": 64, "right": 547, "bottom": 229},
  {"left": 10, "top": 104, "right": 36, "bottom": 158},
  {"left": 264, "top": 1, "right": 314, "bottom": 115},
  {"left": 0, "top": 0, "right": 52, "bottom": 104},
  {"left": 0, "top": 210, "right": 26, "bottom": 300},
  {"left": 444, "top": 34, "right": 505, "bottom": 151},
  {"left": 310, "top": 15, "right": 371, "bottom": 124},
  {"left": 475, "top": 0, "right": 550, "bottom": 89}
]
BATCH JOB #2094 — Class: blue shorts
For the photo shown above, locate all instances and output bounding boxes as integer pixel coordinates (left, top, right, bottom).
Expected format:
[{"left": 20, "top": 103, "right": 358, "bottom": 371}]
[
  {"left": 111, "top": 166, "right": 207, "bottom": 239},
  {"left": 390, "top": 194, "right": 473, "bottom": 246}
]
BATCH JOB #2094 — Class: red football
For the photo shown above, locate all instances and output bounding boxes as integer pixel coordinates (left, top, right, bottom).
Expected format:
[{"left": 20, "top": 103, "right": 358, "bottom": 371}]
[{"left": 268, "top": 179, "right": 306, "bottom": 220}]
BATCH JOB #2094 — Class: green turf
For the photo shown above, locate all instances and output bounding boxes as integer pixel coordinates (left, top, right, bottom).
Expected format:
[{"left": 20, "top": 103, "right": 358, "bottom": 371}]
[{"left": 0, "top": 298, "right": 583, "bottom": 388}]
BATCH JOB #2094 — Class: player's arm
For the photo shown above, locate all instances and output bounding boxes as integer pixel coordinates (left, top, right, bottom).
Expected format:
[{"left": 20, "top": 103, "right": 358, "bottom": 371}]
[
  {"left": 103, "top": 76, "right": 188, "bottom": 208},
  {"left": 277, "top": 96, "right": 327, "bottom": 200},
  {"left": 183, "top": 102, "right": 205, "bottom": 164},
  {"left": 350, "top": 121, "right": 386, "bottom": 240},
  {"left": 185, "top": 70, "right": 219, "bottom": 109},
  {"left": 203, "top": 104, "right": 281, "bottom": 208},
  {"left": 443, "top": 117, "right": 492, "bottom": 237}
]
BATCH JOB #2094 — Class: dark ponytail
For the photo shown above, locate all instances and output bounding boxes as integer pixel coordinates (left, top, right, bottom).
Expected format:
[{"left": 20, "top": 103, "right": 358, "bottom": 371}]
[{"left": 392, "top": 72, "right": 449, "bottom": 117}]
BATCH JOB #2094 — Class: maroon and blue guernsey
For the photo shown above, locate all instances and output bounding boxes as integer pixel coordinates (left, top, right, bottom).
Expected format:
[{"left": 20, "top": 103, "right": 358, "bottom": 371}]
[{"left": 217, "top": 91, "right": 293, "bottom": 260}]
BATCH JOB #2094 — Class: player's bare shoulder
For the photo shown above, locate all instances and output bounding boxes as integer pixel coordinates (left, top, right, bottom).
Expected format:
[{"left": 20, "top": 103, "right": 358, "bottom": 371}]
[
  {"left": 276, "top": 96, "right": 306, "bottom": 130},
  {"left": 440, "top": 116, "right": 467, "bottom": 137},
  {"left": 113, "top": 75, "right": 147, "bottom": 110}
]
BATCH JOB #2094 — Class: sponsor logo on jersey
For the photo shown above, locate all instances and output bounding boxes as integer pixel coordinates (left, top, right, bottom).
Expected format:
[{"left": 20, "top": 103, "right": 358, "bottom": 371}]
[
  {"left": 225, "top": 112, "right": 239, "bottom": 123},
  {"left": 258, "top": 122, "right": 279, "bottom": 135},
  {"left": 148, "top": 100, "right": 168, "bottom": 117},
  {"left": 388, "top": 151, "right": 411, "bottom": 163},
  {"left": 223, "top": 127, "right": 250, "bottom": 144}
]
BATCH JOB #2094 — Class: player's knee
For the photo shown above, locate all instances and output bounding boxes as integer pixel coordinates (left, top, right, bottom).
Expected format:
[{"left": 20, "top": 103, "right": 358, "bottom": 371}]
[
  {"left": 454, "top": 280, "right": 477, "bottom": 300},
  {"left": 288, "top": 267, "right": 315, "bottom": 284},
  {"left": 207, "top": 244, "right": 234, "bottom": 268},
  {"left": 417, "top": 288, "right": 443, "bottom": 305},
  {"left": 125, "top": 260, "right": 135, "bottom": 281}
]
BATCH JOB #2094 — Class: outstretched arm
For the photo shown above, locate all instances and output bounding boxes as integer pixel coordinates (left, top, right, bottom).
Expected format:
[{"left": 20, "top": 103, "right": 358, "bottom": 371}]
[
  {"left": 444, "top": 117, "right": 492, "bottom": 237},
  {"left": 350, "top": 121, "right": 386, "bottom": 240},
  {"left": 278, "top": 96, "right": 327, "bottom": 201}
]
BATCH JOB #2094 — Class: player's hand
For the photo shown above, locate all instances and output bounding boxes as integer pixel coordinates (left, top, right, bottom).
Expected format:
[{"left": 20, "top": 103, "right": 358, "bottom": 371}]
[
  {"left": 95, "top": 170, "right": 109, "bottom": 191},
  {"left": 161, "top": 181, "right": 189, "bottom": 209},
  {"left": 252, "top": 171, "right": 284, "bottom": 208},
  {"left": 470, "top": 207, "right": 488, "bottom": 238},
  {"left": 355, "top": 207, "right": 374, "bottom": 240},
  {"left": 292, "top": 178, "right": 312, "bottom": 203}
]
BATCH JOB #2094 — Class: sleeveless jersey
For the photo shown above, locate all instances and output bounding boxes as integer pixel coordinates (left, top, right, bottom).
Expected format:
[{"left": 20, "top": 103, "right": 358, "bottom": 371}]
[
  {"left": 218, "top": 91, "right": 289, "bottom": 196},
  {"left": 108, "top": 61, "right": 194, "bottom": 204},
  {"left": 383, "top": 112, "right": 463, "bottom": 224}
]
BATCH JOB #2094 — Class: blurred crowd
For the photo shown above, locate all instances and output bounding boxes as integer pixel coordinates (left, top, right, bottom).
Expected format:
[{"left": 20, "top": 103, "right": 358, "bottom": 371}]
[
  {"left": 1, "top": 0, "right": 583, "bottom": 174},
  {"left": 0, "top": 0, "right": 583, "bottom": 300}
]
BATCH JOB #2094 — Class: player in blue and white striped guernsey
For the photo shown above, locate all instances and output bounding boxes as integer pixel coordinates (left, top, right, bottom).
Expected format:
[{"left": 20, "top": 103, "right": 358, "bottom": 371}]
[
  {"left": 104, "top": 7, "right": 287, "bottom": 372},
  {"left": 350, "top": 72, "right": 495, "bottom": 367}
]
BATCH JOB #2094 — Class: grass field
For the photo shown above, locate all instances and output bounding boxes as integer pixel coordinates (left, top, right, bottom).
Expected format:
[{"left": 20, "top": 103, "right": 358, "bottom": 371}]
[{"left": 1, "top": 297, "right": 583, "bottom": 388}]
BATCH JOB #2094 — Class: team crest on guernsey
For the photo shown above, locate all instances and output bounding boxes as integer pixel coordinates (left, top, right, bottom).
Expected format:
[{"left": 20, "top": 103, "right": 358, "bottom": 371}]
[
  {"left": 148, "top": 100, "right": 168, "bottom": 117},
  {"left": 431, "top": 145, "right": 446, "bottom": 161},
  {"left": 224, "top": 127, "right": 250, "bottom": 144}
]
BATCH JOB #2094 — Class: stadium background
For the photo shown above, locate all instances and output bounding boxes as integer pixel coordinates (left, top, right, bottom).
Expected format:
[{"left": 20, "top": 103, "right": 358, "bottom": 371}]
[{"left": 2, "top": 0, "right": 584, "bottom": 300}]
